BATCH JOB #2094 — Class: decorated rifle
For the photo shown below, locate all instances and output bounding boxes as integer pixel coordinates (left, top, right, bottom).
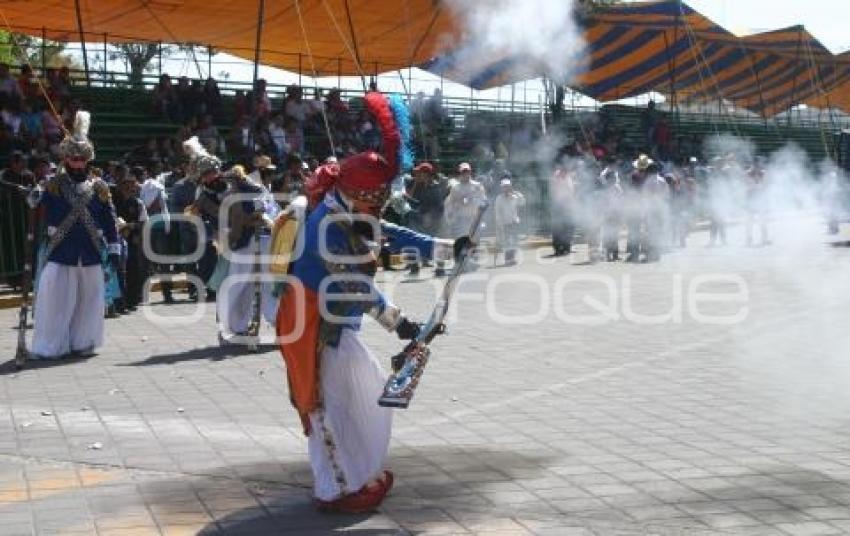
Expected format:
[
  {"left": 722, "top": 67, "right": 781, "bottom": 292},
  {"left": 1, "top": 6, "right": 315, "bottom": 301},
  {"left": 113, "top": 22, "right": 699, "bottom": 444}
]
[{"left": 378, "top": 199, "right": 489, "bottom": 408}]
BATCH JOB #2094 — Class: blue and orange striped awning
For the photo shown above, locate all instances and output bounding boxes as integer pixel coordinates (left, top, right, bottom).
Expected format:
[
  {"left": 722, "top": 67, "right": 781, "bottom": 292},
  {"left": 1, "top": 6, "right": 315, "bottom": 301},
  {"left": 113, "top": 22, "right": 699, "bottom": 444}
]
[{"left": 422, "top": 1, "right": 850, "bottom": 117}]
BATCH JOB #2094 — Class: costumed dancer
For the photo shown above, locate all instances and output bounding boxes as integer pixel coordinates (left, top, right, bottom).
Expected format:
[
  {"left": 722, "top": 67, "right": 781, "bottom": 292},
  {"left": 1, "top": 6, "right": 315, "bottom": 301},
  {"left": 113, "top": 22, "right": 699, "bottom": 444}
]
[
  {"left": 276, "top": 91, "right": 459, "bottom": 513},
  {"left": 625, "top": 154, "right": 652, "bottom": 262},
  {"left": 182, "top": 136, "right": 225, "bottom": 301},
  {"left": 217, "top": 165, "right": 279, "bottom": 343},
  {"left": 550, "top": 164, "right": 576, "bottom": 257},
  {"left": 28, "top": 111, "right": 120, "bottom": 359}
]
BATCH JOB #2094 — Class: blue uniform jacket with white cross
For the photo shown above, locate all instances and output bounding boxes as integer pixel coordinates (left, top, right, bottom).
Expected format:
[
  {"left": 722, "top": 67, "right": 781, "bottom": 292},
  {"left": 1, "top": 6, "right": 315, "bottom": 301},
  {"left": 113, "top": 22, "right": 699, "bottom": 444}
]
[
  {"left": 35, "top": 175, "right": 120, "bottom": 267},
  {"left": 290, "top": 192, "right": 436, "bottom": 332}
]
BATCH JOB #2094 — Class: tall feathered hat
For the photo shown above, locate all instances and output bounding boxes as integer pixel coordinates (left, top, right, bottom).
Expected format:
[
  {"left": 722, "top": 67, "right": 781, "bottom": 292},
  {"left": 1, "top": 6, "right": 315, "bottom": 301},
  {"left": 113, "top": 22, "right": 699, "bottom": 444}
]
[
  {"left": 59, "top": 111, "right": 95, "bottom": 161},
  {"left": 182, "top": 136, "right": 221, "bottom": 179},
  {"left": 308, "top": 91, "right": 412, "bottom": 206}
]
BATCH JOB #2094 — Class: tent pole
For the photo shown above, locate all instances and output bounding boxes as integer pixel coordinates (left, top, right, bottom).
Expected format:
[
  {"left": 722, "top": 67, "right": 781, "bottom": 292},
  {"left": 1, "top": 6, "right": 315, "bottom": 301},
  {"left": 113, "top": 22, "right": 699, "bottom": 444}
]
[
  {"left": 509, "top": 82, "right": 515, "bottom": 141},
  {"left": 338, "top": 57, "right": 342, "bottom": 88},
  {"left": 249, "top": 0, "right": 266, "bottom": 153},
  {"left": 103, "top": 33, "right": 108, "bottom": 85},
  {"left": 788, "top": 27, "right": 803, "bottom": 126},
  {"left": 158, "top": 41, "right": 162, "bottom": 77},
  {"left": 298, "top": 53, "right": 302, "bottom": 86},
  {"left": 343, "top": 0, "right": 367, "bottom": 90},
  {"left": 672, "top": 1, "right": 681, "bottom": 126},
  {"left": 74, "top": 0, "right": 91, "bottom": 87},
  {"left": 208, "top": 45, "right": 213, "bottom": 78},
  {"left": 747, "top": 48, "right": 769, "bottom": 128},
  {"left": 40, "top": 28, "right": 46, "bottom": 76}
]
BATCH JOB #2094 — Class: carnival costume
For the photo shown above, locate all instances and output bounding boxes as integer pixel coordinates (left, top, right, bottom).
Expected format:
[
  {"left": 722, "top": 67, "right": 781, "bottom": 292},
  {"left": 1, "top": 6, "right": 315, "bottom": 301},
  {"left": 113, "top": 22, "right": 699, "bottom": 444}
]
[
  {"left": 28, "top": 111, "right": 120, "bottom": 359},
  {"left": 276, "top": 92, "right": 449, "bottom": 513}
]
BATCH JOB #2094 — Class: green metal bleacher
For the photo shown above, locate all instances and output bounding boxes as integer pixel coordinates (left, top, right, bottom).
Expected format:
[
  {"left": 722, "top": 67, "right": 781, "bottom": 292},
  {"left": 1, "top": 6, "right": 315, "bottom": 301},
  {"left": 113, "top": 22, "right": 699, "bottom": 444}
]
[{"left": 64, "top": 73, "right": 841, "bottom": 167}]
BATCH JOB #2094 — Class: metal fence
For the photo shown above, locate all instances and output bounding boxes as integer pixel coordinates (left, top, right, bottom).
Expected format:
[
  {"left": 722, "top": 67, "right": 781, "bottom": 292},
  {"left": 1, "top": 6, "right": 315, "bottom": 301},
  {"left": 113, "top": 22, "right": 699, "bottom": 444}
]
[{"left": 0, "top": 190, "right": 27, "bottom": 282}]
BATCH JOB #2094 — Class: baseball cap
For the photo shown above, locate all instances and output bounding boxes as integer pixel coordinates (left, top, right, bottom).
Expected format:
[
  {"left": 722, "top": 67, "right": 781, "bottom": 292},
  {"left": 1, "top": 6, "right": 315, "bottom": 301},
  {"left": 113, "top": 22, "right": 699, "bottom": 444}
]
[
  {"left": 458, "top": 162, "right": 472, "bottom": 172},
  {"left": 413, "top": 162, "right": 434, "bottom": 174}
]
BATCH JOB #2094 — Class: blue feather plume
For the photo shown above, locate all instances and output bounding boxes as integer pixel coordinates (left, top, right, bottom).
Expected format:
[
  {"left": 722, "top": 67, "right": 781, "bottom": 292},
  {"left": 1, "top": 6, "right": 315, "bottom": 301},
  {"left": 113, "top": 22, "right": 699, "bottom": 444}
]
[{"left": 388, "top": 94, "right": 414, "bottom": 173}]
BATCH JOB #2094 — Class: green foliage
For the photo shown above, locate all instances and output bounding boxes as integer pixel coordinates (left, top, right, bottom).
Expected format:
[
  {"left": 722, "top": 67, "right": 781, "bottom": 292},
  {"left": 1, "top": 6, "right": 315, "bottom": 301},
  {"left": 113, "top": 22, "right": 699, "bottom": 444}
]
[{"left": 0, "top": 30, "right": 77, "bottom": 69}]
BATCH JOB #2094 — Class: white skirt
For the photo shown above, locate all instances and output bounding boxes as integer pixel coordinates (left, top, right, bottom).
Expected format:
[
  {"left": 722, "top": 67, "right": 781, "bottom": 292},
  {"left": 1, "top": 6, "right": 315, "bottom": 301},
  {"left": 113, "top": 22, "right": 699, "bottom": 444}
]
[
  {"left": 217, "top": 237, "right": 278, "bottom": 335},
  {"left": 308, "top": 329, "right": 392, "bottom": 501},
  {"left": 31, "top": 261, "right": 105, "bottom": 358}
]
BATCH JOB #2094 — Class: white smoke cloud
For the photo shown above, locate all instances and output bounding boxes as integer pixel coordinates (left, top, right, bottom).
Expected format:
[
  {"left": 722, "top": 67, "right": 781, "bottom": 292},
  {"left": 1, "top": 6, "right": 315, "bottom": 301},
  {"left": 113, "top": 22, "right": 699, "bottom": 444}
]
[{"left": 441, "top": 0, "right": 585, "bottom": 85}]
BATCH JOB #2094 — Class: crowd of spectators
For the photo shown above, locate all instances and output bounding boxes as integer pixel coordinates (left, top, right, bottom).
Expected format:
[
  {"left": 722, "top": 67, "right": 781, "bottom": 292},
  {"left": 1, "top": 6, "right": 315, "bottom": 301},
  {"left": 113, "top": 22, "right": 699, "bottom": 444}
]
[{"left": 0, "top": 63, "right": 82, "bottom": 168}]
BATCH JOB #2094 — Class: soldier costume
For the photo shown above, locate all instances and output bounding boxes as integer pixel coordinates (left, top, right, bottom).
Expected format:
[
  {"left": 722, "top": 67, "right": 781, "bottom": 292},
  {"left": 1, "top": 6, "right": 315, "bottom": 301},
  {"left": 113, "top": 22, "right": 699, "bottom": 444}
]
[{"left": 28, "top": 111, "right": 120, "bottom": 359}]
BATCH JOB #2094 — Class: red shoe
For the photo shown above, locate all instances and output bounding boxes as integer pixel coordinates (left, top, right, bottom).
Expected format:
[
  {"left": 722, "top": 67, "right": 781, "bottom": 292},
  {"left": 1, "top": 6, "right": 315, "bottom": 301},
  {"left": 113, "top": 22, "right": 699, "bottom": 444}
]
[{"left": 315, "top": 470, "right": 394, "bottom": 514}]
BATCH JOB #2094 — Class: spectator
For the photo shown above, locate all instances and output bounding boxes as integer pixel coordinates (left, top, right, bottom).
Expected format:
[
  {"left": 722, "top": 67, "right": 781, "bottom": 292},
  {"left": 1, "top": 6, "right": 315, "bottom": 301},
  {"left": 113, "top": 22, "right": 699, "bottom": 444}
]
[
  {"left": 654, "top": 118, "right": 671, "bottom": 160},
  {"left": 189, "top": 79, "right": 204, "bottom": 117},
  {"left": 229, "top": 115, "right": 252, "bottom": 158},
  {"left": 405, "top": 162, "right": 449, "bottom": 275},
  {"left": 356, "top": 109, "right": 378, "bottom": 149},
  {"left": 114, "top": 171, "right": 149, "bottom": 311},
  {"left": 195, "top": 114, "right": 222, "bottom": 154},
  {"left": 127, "top": 137, "right": 160, "bottom": 165},
  {"left": 283, "top": 116, "right": 303, "bottom": 155},
  {"left": 60, "top": 98, "right": 81, "bottom": 131},
  {"left": 203, "top": 77, "right": 222, "bottom": 119},
  {"left": 274, "top": 153, "right": 306, "bottom": 196},
  {"left": 325, "top": 88, "right": 353, "bottom": 143},
  {"left": 444, "top": 162, "right": 486, "bottom": 240},
  {"left": 0, "top": 63, "right": 21, "bottom": 100},
  {"left": 0, "top": 151, "right": 31, "bottom": 186},
  {"left": 41, "top": 105, "right": 62, "bottom": 145},
  {"left": 29, "top": 136, "right": 51, "bottom": 162},
  {"left": 17, "top": 64, "right": 36, "bottom": 100},
  {"left": 173, "top": 116, "right": 197, "bottom": 146},
  {"left": 21, "top": 99, "right": 42, "bottom": 142},
  {"left": 176, "top": 76, "right": 192, "bottom": 121},
  {"left": 641, "top": 100, "right": 658, "bottom": 152},
  {"left": 252, "top": 117, "right": 276, "bottom": 157},
  {"left": 2, "top": 98, "right": 23, "bottom": 137},
  {"left": 159, "top": 137, "right": 177, "bottom": 164},
  {"left": 493, "top": 178, "right": 526, "bottom": 265},
  {"left": 254, "top": 78, "right": 271, "bottom": 118},
  {"left": 153, "top": 74, "right": 177, "bottom": 121},
  {"left": 58, "top": 66, "right": 72, "bottom": 91},
  {"left": 0, "top": 125, "right": 26, "bottom": 161},
  {"left": 31, "top": 155, "right": 52, "bottom": 183},
  {"left": 233, "top": 90, "right": 248, "bottom": 123},
  {"left": 283, "top": 84, "right": 309, "bottom": 125},
  {"left": 248, "top": 154, "right": 276, "bottom": 190},
  {"left": 268, "top": 113, "right": 287, "bottom": 160}
]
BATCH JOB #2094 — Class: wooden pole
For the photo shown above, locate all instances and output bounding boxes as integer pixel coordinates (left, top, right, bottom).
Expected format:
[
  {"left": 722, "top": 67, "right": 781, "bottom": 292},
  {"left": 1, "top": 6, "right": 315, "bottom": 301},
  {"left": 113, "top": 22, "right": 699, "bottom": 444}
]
[
  {"left": 40, "top": 27, "right": 46, "bottom": 76},
  {"left": 103, "top": 33, "right": 108, "bottom": 84},
  {"left": 249, "top": 0, "right": 266, "bottom": 152},
  {"left": 73, "top": 0, "right": 91, "bottom": 87}
]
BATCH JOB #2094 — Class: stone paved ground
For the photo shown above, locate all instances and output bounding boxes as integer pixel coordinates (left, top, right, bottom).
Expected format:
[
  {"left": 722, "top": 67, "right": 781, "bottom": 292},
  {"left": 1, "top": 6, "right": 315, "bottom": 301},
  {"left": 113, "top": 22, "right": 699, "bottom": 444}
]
[{"left": 3, "top": 225, "right": 850, "bottom": 535}]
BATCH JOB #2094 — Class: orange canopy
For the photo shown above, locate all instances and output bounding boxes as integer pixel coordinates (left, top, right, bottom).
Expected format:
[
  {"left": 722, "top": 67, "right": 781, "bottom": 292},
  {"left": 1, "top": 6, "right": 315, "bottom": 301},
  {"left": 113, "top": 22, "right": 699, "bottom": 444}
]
[{"left": 0, "top": 0, "right": 459, "bottom": 76}]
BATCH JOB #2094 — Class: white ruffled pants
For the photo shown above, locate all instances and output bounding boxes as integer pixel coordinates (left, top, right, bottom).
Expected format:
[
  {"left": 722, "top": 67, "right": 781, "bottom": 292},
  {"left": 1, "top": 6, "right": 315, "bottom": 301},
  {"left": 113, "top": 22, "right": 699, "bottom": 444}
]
[
  {"left": 217, "top": 237, "right": 278, "bottom": 335},
  {"left": 308, "top": 329, "right": 392, "bottom": 501},
  {"left": 31, "top": 262, "right": 105, "bottom": 358}
]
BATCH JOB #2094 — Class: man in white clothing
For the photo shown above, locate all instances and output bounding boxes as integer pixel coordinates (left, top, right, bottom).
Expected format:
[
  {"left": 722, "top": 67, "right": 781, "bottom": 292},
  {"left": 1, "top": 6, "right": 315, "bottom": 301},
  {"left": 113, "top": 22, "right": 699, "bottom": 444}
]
[{"left": 493, "top": 178, "right": 525, "bottom": 265}]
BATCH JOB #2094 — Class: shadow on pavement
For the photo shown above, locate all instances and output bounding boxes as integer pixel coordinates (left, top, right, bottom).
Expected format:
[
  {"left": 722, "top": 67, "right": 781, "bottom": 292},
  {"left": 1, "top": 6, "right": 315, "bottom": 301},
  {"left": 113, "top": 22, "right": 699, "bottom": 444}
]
[
  {"left": 136, "top": 448, "right": 559, "bottom": 535},
  {"left": 120, "top": 343, "right": 278, "bottom": 366},
  {"left": 0, "top": 353, "right": 93, "bottom": 375}
]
